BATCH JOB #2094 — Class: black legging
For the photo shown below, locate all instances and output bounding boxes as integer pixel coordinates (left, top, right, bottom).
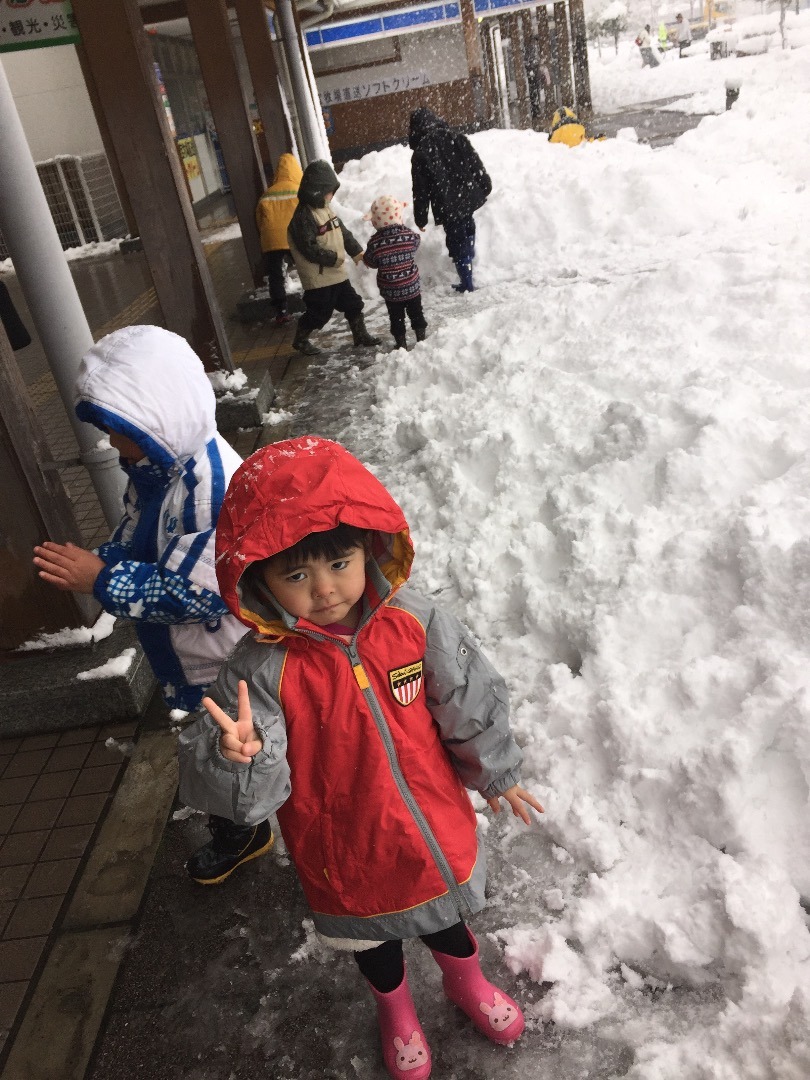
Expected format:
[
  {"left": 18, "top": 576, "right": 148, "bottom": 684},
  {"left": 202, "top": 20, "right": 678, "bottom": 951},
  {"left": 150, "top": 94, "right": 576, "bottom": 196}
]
[{"left": 355, "top": 921, "right": 474, "bottom": 993}]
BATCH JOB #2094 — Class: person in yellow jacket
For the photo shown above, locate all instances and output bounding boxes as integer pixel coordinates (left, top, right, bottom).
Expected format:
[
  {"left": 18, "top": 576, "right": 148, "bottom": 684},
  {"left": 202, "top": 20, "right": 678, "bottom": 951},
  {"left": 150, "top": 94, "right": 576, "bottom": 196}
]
[
  {"left": 548, "top": 107, "right": 604, "bottom": 148},
  {"left": 255, "top": 153, "right": 303, "bottom": 326}
]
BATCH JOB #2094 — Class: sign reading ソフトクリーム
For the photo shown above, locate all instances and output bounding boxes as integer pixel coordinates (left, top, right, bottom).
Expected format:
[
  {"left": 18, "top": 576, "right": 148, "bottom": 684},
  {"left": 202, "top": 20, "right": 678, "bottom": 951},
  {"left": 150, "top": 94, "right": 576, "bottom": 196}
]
[{"left": 0, "top": 0, "right": 79, "bottom": 54}]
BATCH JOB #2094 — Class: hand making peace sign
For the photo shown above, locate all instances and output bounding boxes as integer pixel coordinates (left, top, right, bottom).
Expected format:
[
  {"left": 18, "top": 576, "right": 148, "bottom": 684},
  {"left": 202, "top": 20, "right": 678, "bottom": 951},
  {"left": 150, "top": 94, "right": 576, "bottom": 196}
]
[{"left": 201, "top": 680, "right": 263, "bottom": 764}]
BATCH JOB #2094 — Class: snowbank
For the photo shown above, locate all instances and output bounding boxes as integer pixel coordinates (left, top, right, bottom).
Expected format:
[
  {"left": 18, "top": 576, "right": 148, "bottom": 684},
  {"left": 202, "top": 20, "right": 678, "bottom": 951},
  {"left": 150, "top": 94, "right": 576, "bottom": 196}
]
[{"left": 327, "top": 29, "right": 810, "bottom": 1077}]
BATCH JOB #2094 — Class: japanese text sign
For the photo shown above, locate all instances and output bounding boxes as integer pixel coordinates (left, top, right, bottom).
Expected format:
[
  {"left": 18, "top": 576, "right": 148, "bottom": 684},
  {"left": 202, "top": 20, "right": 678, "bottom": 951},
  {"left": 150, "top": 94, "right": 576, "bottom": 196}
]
[
  {"left": 318, "top": 72, "right": 431, "bottom": 107},
  {"left": 0, "top": 1, "right": 79, "bottom": 54}
]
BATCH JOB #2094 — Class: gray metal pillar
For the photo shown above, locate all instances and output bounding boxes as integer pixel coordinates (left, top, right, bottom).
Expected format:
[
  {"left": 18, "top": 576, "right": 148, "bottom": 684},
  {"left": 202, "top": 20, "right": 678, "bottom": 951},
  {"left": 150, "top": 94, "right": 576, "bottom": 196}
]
[
  {"left": 0, "top": 60, "right": 124, "bottom": 530},
  {"left": 275, "top": 0, "right": 324, "bottom": 165},
  {"left": 294, "top": 4, "right": 332, "bottom": 162}
]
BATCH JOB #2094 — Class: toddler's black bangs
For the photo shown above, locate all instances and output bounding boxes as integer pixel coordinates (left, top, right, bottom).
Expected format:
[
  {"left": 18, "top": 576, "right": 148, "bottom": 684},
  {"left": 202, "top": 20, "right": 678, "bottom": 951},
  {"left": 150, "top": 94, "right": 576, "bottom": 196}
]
[{"left": 278, "top": 524, "right": 371, "bottom": 570}]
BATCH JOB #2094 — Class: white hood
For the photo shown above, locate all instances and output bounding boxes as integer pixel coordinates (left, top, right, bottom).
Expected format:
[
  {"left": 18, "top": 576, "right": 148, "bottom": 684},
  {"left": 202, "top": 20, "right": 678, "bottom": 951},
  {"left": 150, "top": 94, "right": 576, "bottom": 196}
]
[{"left": 75, "top": 325, "right": 217, "bottom": 470}]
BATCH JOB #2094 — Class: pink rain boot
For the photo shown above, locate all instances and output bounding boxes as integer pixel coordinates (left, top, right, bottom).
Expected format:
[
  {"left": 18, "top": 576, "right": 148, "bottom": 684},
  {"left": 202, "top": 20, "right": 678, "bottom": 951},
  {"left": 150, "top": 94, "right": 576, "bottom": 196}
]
[
  {"left": 368, "top": 972, "right": 432, "bottom": 1080},
  {"left": 430, "top": 929, "right": 525, "bottom": 1045}
]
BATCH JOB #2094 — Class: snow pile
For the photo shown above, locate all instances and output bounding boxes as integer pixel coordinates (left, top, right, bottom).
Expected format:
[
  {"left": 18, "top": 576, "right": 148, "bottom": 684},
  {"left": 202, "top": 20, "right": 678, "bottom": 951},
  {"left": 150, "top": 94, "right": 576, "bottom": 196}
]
[
  {"left": 16, "top": 611, "right": 116, "bottom": 652},
  {"left": 208, "top": 367, "right": 248, "bottom": 394},
  {"left": 0, "top": 238, "right": 122, "bottom": 277},
  {"left": 201, "top": 221, "right": 243, "bottom": 246},
  {"left": 328, "top": 30, "right": 810, "bottom": 1077},
  {"left": 76, "top": 647, "right": 135, "bottom": 681}
]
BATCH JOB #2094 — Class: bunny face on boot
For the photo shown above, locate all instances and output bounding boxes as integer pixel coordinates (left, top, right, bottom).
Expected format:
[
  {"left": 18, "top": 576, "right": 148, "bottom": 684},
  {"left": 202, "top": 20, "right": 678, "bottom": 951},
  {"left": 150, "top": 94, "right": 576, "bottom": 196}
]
[
  {"left": 479, "top": 991, "right": 520, "bottom": 1034},
  {"left": 429, "top": 929, "right": 525, "bottom": 1045},
  {"left": 393, "top": 1031, "right": 429, "bottom": 1072}
]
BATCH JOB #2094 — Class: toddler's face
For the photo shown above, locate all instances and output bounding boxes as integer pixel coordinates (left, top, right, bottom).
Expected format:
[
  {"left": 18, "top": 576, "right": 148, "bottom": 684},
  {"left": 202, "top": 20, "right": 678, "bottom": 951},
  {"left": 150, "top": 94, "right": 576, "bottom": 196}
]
[
  {"left": 261, "top": 545, "right": 367, "bottom": 628},
  {"left": 324, "top": 191, "right": 335, "bottom": 203},
  {"left": 106, "top": 429, "right": 147, "bottom": 465}
]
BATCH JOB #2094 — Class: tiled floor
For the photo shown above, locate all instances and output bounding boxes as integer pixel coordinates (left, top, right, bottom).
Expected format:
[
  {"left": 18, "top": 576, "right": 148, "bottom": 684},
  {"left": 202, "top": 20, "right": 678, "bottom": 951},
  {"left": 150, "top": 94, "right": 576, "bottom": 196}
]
[{"left": 0, "top": 722, "right": 136, "bottom": 1052}]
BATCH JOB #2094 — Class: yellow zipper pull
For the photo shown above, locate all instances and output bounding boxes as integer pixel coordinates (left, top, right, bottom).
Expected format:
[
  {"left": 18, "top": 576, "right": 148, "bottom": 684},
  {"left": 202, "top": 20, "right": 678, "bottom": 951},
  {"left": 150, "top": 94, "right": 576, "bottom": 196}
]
[{"left": 353, "top": 663, "right": 369, "bottom": 690}]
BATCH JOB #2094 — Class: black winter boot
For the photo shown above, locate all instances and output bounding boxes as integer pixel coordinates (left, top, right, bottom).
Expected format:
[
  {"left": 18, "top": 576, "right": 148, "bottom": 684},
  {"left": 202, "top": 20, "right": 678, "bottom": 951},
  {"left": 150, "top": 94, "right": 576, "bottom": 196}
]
[
  {"left": 348, "top": 313, "right": 381, "bottom": 347},
  {"left": 415, "top": 326, "right": 427, "bottom": 342},
  {"left": 186, "top": 816, "right": 273, "bottom": 885},
  {"left": 292, "top": 322, "right": 321, "bottom": 356},
  {"left": 451, "top": 261, "right": 475, "bottom": 293},
  {"left": 394, "top": 335, "right": 407, "bottom": 349}
]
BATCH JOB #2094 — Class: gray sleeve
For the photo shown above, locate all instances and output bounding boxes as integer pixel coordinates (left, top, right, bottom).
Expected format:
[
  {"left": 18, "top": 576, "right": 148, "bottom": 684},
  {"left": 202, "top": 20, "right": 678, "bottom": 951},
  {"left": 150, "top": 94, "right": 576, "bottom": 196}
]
[
  {"left": 338, "top": 220, "right": 363, "bottom": 259},
  {"left": 177, "top": 637, "right": 291, "bottom": 826},
  {"left": 403, "top": 592, "right": 522, "bottom": 797}
]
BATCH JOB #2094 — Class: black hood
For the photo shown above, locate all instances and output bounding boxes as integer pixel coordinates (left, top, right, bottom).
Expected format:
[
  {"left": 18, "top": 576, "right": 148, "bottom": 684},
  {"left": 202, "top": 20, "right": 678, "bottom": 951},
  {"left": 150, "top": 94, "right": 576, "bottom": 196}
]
[
  {"left": 408, "top": 108, "right": 447, "bottom": 150},
  {"left": 298, "top": 160, "right": 340, "bottom": 208}
]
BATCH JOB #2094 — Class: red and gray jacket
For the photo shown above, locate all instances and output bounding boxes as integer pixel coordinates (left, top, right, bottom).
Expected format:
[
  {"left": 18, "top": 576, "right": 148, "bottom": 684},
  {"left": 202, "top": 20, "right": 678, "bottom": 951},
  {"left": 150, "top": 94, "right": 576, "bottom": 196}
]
[{"left": 178, "top": 437, "right": 522, "bottom": 944}]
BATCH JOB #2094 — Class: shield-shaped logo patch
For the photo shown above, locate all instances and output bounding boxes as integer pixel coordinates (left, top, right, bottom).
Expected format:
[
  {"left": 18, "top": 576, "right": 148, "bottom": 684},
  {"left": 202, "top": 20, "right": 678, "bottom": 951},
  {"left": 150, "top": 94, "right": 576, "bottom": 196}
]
[{"left": 388, "top": 660, "right": 423, "bottom": 706}]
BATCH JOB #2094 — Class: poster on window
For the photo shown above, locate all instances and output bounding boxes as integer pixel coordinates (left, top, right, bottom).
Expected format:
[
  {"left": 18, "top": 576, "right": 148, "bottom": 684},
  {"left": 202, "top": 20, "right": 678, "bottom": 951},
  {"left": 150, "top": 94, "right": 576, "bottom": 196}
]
[
  {"left": 0, "top": 0, "right": 80, "bottom": 53},
  {"left": 176, "top": 138, "right": 202, "bottom": 183}
]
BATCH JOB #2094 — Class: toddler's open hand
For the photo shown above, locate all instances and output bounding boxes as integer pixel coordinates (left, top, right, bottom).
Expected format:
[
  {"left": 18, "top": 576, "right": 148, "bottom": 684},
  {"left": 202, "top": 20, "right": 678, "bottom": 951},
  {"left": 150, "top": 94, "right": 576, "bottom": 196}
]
[
  {"left": 202, "top": 680, "right": 263, "bottom": 764},
  {"left": 486, "top": 785, "right": 544, "bottom": 825},
  {"left": 353, "top": 251, "right": 365, "bottom": 264},
  {"left": 33, "top": 541, "right": 105, "bottom": 594}
]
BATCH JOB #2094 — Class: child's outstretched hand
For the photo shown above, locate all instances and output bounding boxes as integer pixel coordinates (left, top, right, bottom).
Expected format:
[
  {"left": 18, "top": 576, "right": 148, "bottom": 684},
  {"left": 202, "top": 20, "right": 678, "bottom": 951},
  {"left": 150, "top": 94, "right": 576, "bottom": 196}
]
[
  {"left": 353, "top": 251, "right": 365, "bottom": 264},
  {"left": 486, "top": 785, "right": 544, "bottom": 825},
  {"left": 33, "top": 541, "right": 105, "bottom": 594},
  {"left": 202, "top": 680, "right": 263, "bottom": 764}
]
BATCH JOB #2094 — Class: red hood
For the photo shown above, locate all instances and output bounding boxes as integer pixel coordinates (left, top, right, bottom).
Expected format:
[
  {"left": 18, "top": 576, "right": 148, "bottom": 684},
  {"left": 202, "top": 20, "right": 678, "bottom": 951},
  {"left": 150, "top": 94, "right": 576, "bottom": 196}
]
[{"left": 215, "top": 437, "right": 414, "bottom": 636}]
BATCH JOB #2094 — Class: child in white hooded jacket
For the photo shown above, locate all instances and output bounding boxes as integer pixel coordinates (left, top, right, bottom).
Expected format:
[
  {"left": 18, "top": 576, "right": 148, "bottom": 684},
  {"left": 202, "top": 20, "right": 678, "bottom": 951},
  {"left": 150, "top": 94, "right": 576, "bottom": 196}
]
[
  {"left": 34, "top": 325, "right": 272, "bottom": 887},
  {"left": 35, "top": 324, "right": 245, "bottom": 709}
]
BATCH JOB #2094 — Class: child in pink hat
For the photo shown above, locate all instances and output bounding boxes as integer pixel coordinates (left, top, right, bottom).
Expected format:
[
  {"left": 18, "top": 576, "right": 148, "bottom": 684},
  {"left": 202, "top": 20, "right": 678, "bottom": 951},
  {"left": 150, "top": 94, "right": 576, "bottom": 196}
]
[{"left": 363, "top": 196, "right": 427, "bottom": 350}]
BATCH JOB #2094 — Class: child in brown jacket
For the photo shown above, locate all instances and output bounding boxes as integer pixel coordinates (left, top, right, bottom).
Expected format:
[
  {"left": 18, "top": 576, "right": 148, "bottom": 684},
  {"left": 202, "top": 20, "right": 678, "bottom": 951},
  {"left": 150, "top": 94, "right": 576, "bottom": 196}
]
[{"left": 287, "top": 160, "right": 380, "bottom": 357}]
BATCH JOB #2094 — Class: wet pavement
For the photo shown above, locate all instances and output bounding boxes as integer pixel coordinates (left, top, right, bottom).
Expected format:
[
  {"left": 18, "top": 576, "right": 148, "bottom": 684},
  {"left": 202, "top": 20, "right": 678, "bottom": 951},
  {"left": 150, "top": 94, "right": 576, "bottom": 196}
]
[
  {"left": 82, "top": 809, "right": 640, "bottom": 1080},
  {"left": 589, "top": 97, "right": 710, "bottom": 147}
]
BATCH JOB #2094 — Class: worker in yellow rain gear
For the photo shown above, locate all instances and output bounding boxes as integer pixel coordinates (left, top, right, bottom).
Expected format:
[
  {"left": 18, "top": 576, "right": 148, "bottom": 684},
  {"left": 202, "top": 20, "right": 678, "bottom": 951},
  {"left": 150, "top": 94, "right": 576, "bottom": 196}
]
[{"left": 548, "top": 107, "right": 605, "bottom": 147}]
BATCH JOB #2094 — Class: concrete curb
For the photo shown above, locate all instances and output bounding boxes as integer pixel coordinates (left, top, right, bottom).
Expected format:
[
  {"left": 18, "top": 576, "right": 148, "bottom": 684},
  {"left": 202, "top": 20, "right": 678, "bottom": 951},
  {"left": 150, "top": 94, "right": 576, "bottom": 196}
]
[
  {"left": 1, "top": 625, "right": 156, "bottom": 739},
  {"left": 215, "top": 368, "right": 276, "bottom": 432}
]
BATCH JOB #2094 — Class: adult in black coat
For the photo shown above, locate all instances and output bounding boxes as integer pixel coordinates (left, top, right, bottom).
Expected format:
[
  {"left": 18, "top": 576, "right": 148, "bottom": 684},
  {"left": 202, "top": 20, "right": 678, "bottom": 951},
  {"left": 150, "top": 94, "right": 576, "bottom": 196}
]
[{"left": 409, "top": 108, "right": 491, "bottom": 293}]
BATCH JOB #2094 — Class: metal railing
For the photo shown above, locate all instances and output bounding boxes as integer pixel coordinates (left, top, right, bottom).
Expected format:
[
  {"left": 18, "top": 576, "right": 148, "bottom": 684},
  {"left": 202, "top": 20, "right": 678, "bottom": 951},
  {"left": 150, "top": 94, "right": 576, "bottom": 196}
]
[{"left": 0, "top": 152, "right": 127, "bottom": 259}]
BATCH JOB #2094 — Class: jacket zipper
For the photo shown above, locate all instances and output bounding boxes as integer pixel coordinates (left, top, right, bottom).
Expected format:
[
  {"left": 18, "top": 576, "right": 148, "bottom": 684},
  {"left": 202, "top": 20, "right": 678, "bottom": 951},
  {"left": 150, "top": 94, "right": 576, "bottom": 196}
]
[{"left": 296, "top": 626, "right": 470, "bottom": 918}]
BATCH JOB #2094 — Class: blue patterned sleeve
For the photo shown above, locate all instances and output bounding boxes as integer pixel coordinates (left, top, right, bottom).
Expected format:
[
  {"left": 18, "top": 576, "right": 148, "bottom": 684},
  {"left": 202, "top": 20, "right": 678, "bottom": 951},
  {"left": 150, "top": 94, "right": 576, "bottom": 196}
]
[
  {"left": 95, "top": 484, "right": 137, "bottom": 566},
  {"left": 96, "top": 540, "right": 131, "bottom": 566},
  {"left": 93, "top": 560, "right": 229, "bottom": 624}
]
